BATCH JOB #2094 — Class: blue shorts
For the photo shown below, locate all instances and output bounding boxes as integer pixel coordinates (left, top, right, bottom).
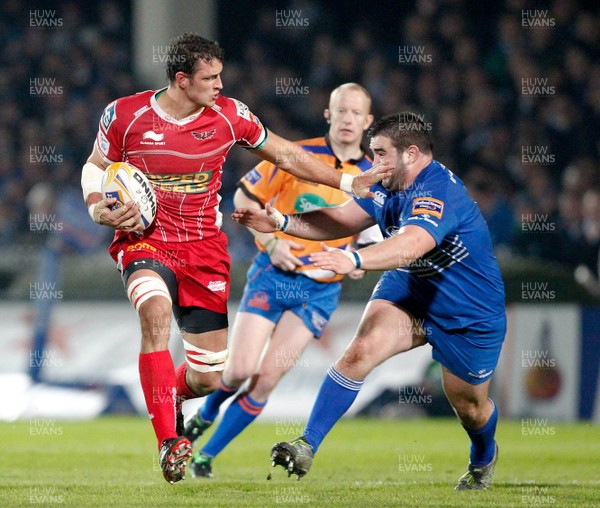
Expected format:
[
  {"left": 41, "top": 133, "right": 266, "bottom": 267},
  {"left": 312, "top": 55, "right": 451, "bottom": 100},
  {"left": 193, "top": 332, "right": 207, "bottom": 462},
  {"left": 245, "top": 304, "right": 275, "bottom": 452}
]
[
  {"left": 238, "top": 252, "right": 342, "bottom": 338},
  {"left": 371, "top": 270, "right": 506, "bottom": 385}
]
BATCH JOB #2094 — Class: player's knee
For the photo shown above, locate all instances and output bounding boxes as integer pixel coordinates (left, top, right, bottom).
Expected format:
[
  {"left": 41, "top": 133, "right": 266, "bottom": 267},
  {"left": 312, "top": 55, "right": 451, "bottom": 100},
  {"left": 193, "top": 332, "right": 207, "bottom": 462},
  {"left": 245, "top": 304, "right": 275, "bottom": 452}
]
[
  {"left": 224, "top": 362, "right": 254, "bottom": 386},
  {"left": 250, "top": 369, "right": 281, "bottom": 398},
  {"left": 450, "top": 398, "right": 485, "bottom": 428},
  {"left": 182, "top": 339, "right": 228, "bottom": 395},
  {"left": 223, "top": 355, "right": 256, "bottom": 386},
  {"left": 339, "top": 336, "right": 376, "bottom": 373},
  {"left": 138, "top": 297, "right": 172, "bottom": 335},
  {"left": 135, "top": 298, "right": 172, "bottom": 352},
  {"left": 139, "top": 296, "right": 171, "bottom": 321},
  {"left": 186, "top": 370, "right": 220, "bottom": 397}
]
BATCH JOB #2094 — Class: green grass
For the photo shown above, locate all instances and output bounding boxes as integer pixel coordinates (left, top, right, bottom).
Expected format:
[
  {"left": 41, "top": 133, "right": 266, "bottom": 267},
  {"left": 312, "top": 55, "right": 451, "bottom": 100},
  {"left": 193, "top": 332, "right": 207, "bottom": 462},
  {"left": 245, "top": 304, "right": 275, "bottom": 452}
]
[{"left": 2, "top": 417, "right": 598, "bottom": 507}]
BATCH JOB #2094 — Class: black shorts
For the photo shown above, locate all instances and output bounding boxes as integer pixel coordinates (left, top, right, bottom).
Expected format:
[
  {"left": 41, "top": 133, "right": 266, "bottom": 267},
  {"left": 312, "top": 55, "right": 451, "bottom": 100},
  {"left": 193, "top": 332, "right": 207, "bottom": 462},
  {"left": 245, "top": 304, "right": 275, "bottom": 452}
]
[{"left": 122, "top": 258, "right": 228, "bottom": 334}]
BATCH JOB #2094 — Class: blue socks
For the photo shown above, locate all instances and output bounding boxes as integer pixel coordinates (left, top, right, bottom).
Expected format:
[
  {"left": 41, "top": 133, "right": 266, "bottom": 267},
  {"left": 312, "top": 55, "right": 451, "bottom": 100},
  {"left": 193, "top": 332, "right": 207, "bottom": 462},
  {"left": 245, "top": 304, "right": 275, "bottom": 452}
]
[
  {"left": 299, "top": 365, "right": 498, "bottom": 467},
  {"left": 202, "top": 393, "right": 266, "bottom": 458},
  {"left": 464, "top": 399, "right": 498, "bottom": 466},
  {"left": 199, "top": 380, "right": 237, "bottom": 423},
  {"left": 304, "top": 365, "right": 363, "bottom": 453}
]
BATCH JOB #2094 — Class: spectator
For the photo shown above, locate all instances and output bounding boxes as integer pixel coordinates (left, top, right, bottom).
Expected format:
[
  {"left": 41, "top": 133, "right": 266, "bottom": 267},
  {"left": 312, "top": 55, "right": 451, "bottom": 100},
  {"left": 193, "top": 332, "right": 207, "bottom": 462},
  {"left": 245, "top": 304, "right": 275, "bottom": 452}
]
[{"left": 464, "top": 166, "right": 515, "bottom": 252}]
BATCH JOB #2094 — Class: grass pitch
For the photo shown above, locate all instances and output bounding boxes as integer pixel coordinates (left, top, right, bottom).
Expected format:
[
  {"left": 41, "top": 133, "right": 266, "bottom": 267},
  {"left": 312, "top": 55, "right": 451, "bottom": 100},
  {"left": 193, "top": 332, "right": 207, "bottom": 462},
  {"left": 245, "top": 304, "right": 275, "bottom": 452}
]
[{"left": 1, "top": 416, "right": 598, "bottom": 507}]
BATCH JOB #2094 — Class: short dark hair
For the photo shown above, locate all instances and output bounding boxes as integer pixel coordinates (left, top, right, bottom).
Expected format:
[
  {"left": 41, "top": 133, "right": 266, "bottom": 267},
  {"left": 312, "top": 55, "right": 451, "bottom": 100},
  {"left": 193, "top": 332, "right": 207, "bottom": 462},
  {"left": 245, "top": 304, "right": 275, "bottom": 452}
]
[
  {"left": 368, "top": 112, "right": 433, "bottom": 154},
  {"left": 166, "top": 33, "right": 224, "bottom": 82}
]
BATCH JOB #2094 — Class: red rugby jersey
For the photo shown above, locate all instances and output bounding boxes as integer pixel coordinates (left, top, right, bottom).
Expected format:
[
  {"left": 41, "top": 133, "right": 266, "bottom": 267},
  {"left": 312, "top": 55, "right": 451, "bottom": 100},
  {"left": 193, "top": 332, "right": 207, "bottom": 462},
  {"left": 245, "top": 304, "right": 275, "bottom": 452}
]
[{"left": 95, "top": 89, "right": 267, "bottom": 242}]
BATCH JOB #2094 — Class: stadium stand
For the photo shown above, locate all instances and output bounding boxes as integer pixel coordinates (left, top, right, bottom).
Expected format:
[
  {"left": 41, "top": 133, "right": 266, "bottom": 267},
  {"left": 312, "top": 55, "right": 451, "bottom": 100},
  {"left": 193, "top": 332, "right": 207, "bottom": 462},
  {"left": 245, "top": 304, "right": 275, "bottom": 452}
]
[{"left": 1, "top": 0, "right": 599, "bottom": 297}]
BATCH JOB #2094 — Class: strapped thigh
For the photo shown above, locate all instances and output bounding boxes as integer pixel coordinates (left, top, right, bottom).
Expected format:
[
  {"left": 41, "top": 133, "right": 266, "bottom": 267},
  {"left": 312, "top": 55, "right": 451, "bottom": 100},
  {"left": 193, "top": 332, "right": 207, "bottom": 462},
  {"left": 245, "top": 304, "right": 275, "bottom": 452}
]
[
  {"left": 126, "top": 275, "right": 172, "bottom": 313},
  {"left": 182, "top": 338, "right": 228, "bottom": 373}
]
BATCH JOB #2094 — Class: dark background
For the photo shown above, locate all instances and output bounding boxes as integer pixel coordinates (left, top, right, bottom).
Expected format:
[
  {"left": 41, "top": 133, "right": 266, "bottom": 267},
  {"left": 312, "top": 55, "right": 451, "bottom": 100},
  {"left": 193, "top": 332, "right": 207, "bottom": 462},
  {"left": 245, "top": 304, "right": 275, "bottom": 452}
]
[{"left": 1, "top": 0, "right": 599, "bottom": 301}]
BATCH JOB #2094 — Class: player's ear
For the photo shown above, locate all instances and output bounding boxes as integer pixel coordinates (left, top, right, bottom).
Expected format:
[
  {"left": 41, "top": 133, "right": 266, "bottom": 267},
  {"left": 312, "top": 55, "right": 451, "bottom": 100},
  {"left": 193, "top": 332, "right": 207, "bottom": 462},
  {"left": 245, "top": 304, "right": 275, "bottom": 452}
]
[
  {"left": 407, "top": 145, "right": 419, "bottom": 162},
  {"left": 364, "top": 114, "right": 374, "bottom": 131},
  {"left": 324, "top": 109, "right": 330, "bottom": 124},
  {"left": 174, "top": 71, "right": 189, "bottom": 88}
]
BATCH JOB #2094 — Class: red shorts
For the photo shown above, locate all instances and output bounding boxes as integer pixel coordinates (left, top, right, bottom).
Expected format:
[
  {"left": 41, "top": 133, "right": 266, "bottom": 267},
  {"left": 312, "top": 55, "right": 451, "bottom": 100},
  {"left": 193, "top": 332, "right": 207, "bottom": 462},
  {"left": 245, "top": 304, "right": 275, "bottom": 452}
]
[{"left": 108, "top": 232, "right": 230, "bottom": 314}]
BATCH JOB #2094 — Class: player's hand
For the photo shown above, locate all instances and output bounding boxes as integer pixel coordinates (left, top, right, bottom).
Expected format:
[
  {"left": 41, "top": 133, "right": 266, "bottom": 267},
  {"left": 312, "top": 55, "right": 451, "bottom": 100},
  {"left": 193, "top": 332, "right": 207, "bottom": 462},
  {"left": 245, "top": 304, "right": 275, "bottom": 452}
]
[
  {"left": 268, "top": 238, "right": 304, "bottom": 271},
  {"left": 308, "top": 243, "right": 356, "bottom": 275},
  {"left": 351, "top": 161, "right": 392, "bottom": 198},
  {"left": 92, "top": 198, "right": 144, "bottom": 232},
  {"left": 232, "top": 203, "right": 278, "bottom": 232}
]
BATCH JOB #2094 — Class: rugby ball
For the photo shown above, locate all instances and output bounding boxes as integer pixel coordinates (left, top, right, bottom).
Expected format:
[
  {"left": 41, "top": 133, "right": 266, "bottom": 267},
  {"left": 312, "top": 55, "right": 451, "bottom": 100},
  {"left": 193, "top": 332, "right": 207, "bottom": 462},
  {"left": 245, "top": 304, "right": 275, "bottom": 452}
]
[{"left": 101, "top": 162, "right": 157, "bottom": 229}]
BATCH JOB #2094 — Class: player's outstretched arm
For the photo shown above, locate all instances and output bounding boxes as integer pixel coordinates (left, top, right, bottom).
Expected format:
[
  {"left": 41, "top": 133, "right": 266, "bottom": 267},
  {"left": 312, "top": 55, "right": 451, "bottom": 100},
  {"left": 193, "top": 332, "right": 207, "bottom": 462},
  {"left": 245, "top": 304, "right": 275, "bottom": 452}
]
[
  {"left": 232, "top": 201, "right": 375, "bottom": 240},
  {"left": 82, "top": 147, "right": 143, "bottom": 231},
  {"left": 231, "top": 205, "right": 278, "bottom": 233},
  {"left": 253, "top": 132, "right": 391, "bottom": 198},
  {"left": 309, "top": 225, "right": 437, "bottom": 274},
  {"left": 233, "top": 189, "right": 304, "bottom": 271}
]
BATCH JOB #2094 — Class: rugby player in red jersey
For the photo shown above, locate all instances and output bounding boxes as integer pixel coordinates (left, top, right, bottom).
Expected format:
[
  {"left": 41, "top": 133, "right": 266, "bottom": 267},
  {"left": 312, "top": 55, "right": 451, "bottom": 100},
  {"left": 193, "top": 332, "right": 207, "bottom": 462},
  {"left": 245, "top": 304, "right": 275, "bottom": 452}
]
[{"left": 80, "top": 33, "right": 388, "bottom": 483}]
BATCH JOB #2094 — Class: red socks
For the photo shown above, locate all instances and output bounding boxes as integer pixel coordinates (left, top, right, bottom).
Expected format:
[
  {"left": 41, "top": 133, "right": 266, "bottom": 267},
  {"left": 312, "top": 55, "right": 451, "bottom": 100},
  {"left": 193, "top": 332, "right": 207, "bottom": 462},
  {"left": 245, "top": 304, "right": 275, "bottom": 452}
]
[
  {"left": 139, "top": 351, "right": 177, "bottom": 447},
  {"left": 175, "top": 362, "right": 196, "bottom": 406}
]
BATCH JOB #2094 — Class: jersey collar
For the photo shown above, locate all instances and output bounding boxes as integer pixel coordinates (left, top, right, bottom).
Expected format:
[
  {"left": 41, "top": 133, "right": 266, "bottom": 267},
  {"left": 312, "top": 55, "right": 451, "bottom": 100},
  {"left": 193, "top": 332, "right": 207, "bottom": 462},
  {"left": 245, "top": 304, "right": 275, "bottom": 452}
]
[
  {"left": 324, "top": 133, "right": 370, "bottom": 169},
  {"left": 151, "top": 88, "right": 205, "bottom": 125},
  {"left": 399, "top": 160, "right": 438, "bottom": 195}
]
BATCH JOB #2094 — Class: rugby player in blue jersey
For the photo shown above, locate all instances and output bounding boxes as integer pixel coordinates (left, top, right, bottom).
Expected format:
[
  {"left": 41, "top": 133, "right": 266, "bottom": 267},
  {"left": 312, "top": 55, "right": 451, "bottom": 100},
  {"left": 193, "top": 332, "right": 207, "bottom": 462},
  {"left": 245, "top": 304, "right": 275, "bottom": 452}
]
[{"left": 232, "top": 112, "right": 505, "bottom": 490}]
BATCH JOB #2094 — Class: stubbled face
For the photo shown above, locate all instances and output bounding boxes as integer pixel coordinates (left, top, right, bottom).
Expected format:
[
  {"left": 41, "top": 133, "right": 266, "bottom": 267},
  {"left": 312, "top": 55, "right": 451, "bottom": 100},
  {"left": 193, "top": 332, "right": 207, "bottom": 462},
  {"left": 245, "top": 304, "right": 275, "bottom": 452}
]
[
  {"left": 327, "top": 89, "right": 372, "bottom": 146},
  {"left": 184, "top": 58, "right": 223, "bottom": 108},
  {"left": 370, "top": 135, "right": 409, "bottom": 191}
]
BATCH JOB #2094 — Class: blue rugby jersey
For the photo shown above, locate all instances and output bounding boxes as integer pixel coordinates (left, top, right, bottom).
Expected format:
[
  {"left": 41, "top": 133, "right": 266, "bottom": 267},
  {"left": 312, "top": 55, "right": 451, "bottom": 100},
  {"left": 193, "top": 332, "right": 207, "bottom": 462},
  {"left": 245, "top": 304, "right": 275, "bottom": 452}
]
[{"left": 355, "top": 159, "right": 505, "bottom": 330}]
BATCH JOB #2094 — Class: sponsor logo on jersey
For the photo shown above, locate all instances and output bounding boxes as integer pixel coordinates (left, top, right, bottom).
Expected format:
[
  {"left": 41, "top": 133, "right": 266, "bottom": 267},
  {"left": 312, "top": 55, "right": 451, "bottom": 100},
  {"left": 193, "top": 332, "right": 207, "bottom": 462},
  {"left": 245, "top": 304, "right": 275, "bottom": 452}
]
[
  {"left": 244, "top": 168, "right": 262, "bottom": 185},
  {"left": 407, "top": 214, "right": 439, "bottom": 227},
  {"left": 385, "top": 225, "right": 401, "bottom": 237},
  {"left": 248, "top": 291, "right": 270, "bottom": 310},
  {"left": 191, "top": 129, "right": 216, "bottom": 141},
  {"left": 97, "top": 130, "right": 110, "bottom": 156},
  {"left": 147, "top": 171, "right": 213, "bottom": 194},
  {"left": 127, "top": 242, "right": 157, "bottom": 252},
  {"left": 311, "top": 311, "right": 328, "bottom": 332},
  {"left": 468, "top": 369, "right": 494, "bottom": 379},
  {"left": 445, "top": 167, "right": 457, "bottom": 184},
  {"left": 101, "top": 101, "right": 116, "bottom": 132},
  {"left": 295, "top": 193, "right": 330, "bottom": 212},
  {"left": 373, "top": 190, "right": 386, "bottom": 206},
  {"left": 133, "top": 106, "right": 148, "bottom": 118},
  {"left": 412, "top": 197, "right": 444, "bottom": 219},
  {"left": 142, "top": 131, "right": 165, "bottom": 142},
  {"left": 233, "top": 99, "right": 251, "bottom": 121},
  {"left": 208, "top": 280, "right": 227, "bottom": 292}
]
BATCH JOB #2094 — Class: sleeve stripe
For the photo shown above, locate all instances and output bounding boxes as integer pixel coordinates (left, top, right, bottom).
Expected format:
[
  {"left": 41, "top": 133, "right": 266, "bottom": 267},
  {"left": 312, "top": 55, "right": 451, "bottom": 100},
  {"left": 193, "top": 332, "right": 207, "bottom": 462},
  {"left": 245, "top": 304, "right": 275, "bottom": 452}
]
[{"left": 246, "top": 128, "right": 269, "bottom": 151}]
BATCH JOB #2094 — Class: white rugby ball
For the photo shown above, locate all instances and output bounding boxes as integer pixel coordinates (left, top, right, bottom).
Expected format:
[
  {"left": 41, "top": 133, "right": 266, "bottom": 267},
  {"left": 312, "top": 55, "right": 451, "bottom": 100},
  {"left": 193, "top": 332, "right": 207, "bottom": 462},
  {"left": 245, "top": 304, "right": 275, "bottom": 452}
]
[{"left": 101, "top": 162, "right": 157, "bottom": 229}]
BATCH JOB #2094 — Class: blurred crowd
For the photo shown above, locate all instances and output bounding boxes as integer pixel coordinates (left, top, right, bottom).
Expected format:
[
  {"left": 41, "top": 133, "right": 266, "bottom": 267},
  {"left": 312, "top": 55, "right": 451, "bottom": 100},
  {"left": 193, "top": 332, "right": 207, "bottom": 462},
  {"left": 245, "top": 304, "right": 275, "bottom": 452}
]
[
  {"left": 1, "top": 0, "right": 599, "bottom": 290},
  {"left": 0, "top": 0, "right": 134, "bottom": 246}
]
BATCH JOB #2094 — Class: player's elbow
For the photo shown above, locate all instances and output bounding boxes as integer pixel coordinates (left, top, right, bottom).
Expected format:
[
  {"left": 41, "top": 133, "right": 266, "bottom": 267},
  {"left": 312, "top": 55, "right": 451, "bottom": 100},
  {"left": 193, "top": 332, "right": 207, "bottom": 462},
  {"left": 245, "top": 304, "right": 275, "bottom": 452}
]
[
  {"left": 396, "top": 231, "right": 436, "bottom": 268},
  {"left": 232, "top": 188, "right": 246, "bottom": 208}
]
